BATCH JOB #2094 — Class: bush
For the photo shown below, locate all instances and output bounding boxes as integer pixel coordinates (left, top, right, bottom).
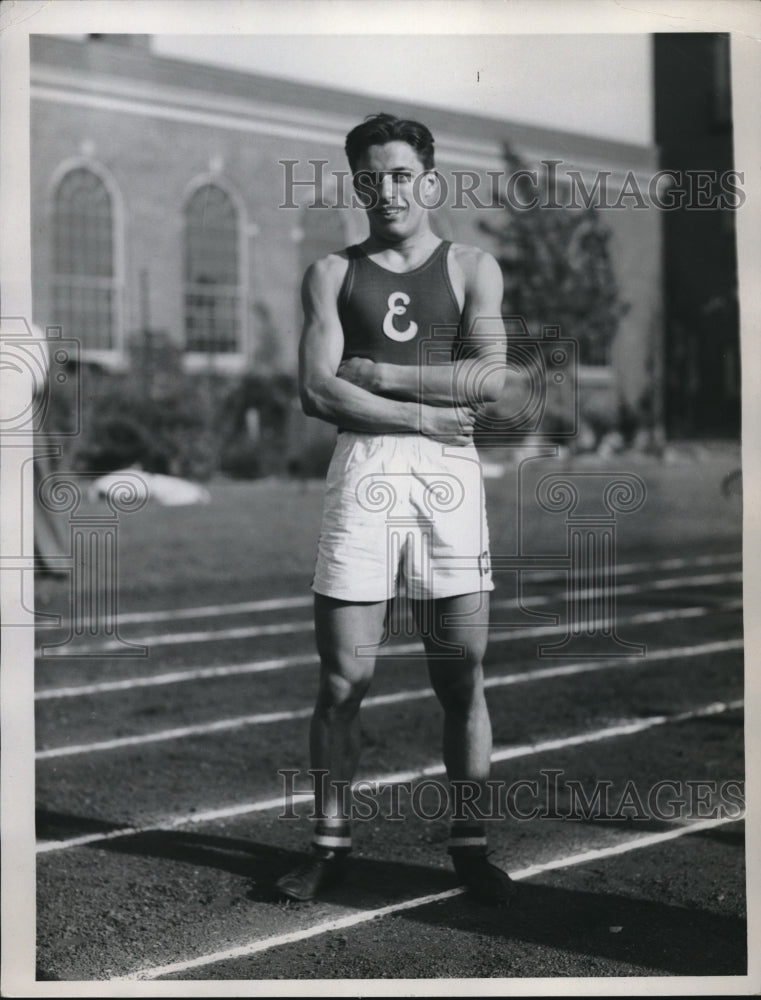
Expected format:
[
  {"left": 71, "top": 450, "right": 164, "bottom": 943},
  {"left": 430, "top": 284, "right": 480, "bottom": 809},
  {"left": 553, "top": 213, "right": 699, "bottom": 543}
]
[
  {"left": 217, "top": 372, "right": 298, "bottom": 479},
  {"left": 75, "top": 375, "right": 221, "bottom": 479},
  {"left": 72, "top": 332, "right": 309, "bottom": 481},
  {"left": 79, "top": 412, "right": 151, "bottom": 473},
  {"left": 73, "top": 331, "right": 223, "bottom": 480},
  {"left": 219, "top": 435, "right": 263, "bottom": 479}
]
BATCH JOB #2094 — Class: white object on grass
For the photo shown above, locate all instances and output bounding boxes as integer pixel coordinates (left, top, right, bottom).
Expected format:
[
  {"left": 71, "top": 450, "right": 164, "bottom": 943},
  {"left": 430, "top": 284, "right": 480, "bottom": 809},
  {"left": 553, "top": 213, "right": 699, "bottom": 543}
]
[{"left": 88, "top": 468, "right": 211, "bottom": 506}]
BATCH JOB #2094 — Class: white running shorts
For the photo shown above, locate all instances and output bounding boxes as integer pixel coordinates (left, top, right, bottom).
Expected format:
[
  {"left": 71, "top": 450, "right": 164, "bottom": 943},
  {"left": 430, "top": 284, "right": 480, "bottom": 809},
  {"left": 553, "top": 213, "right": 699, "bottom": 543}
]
[{"left": 312, "top": 432, "right": 494, "bottom": 602}]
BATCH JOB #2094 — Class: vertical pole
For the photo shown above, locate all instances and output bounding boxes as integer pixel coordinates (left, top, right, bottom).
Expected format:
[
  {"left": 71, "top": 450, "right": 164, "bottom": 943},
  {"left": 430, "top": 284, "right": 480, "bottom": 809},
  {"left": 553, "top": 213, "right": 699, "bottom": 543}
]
[{"left": 139, "top": 268, "right": 150, "bottom": 334}]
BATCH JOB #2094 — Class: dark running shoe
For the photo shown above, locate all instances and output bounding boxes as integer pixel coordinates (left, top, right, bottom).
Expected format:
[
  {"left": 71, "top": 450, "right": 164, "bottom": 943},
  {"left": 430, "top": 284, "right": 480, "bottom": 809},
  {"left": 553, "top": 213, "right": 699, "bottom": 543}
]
[
  {"left": 452, "top": 852, "right": 516, "bottom": 906},
  {"left": 275, "top": 851, "right": 347, "bottom": 901}
]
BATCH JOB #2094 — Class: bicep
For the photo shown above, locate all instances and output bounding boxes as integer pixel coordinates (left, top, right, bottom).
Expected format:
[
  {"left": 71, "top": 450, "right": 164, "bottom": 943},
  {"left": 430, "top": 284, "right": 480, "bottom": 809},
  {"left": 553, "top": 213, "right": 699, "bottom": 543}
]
[
  {"left": 298, "top": 263, "right": 345, "bottom": 387},
  {"left": 461, "top": 253, "right": 506, "bottom": 360}
]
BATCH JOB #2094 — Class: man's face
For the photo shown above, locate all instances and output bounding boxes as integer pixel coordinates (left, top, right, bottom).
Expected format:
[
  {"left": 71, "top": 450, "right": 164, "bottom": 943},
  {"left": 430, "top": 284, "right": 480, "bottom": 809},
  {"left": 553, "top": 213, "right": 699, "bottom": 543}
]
[{"left": 353, "top": 141, "right": 437, "bottom": 241}]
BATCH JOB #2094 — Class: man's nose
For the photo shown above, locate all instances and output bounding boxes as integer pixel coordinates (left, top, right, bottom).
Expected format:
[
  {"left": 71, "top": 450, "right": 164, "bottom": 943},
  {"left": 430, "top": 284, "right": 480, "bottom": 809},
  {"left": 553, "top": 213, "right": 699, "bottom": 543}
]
[{"left": 379, "top": 174, "right": 394, "bottom": 201}]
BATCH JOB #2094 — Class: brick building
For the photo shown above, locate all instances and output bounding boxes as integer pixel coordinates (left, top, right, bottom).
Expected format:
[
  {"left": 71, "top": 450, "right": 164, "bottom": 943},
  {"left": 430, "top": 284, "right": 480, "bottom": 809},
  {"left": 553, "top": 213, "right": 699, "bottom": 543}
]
[{"left": 30, "top": 34, "right": 665, "bottom": 441}]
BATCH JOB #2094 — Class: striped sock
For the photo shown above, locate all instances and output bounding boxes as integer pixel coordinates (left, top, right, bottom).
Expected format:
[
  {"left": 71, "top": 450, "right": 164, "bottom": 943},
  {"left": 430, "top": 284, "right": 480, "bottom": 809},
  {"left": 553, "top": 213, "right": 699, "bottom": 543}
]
[
  {"left": 447, "top": 822, "right": 487, "bottom": 857},
  {"left": 311, "top": 818, "right": 352, "bottom": 857}
]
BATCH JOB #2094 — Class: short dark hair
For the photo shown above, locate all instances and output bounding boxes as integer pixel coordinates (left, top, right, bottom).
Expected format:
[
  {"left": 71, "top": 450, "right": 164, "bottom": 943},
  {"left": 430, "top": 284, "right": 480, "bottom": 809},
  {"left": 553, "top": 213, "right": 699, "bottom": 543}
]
[{"left": 344, "top": 113, "right": 436, "bottom": 172}]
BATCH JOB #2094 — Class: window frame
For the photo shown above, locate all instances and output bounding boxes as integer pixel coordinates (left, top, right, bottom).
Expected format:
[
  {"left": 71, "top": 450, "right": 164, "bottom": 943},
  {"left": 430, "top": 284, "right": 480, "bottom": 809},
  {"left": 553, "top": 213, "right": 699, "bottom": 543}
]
[
  {"left": 48, "top": 160, "right": 124, "bottom": 364},
  {"left": 182, "top": 176, "right": 248, "bottom": 370}
]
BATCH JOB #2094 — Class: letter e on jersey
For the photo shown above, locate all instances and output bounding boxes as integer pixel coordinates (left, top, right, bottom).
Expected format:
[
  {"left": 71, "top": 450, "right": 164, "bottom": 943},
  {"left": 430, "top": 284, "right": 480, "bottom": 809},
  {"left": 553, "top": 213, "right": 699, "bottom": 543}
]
[{"left": 383, "top": 291, "right": 419, "bottom": 342}]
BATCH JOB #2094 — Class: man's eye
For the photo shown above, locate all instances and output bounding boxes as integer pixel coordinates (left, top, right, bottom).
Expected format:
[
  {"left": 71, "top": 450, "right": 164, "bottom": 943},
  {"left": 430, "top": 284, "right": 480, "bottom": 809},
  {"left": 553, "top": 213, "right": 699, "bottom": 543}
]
[
  {"left": 393, "top": 173, "right": 412, "bottom": 183},
  {"left": 353, "top": 171, "right": 378, "bottom": 188}
]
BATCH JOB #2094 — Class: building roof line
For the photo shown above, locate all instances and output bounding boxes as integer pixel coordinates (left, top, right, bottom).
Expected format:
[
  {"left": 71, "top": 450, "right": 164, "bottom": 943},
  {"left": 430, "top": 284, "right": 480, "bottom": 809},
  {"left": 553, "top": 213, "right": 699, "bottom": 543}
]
[
  {"left": 31, "top": 64, "right": 659, "bottom": 181},
  {"left": 31, "top": 35, "right": 658, "bottom": 170}
]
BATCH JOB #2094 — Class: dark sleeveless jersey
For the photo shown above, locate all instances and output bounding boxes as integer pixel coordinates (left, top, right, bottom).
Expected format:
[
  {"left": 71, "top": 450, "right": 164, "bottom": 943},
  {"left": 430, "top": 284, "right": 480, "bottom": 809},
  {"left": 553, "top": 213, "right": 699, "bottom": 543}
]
[{"left": 338, "top": 240, "right": 464, "bottom": 366}]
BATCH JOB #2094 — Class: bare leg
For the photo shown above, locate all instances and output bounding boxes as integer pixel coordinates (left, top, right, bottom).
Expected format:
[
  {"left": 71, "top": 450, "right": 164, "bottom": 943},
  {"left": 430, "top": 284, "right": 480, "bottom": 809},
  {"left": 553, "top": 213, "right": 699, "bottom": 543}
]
[
  {"left": 310, "top": 594, "right": 388, "bottom": 820},
  {"left": 413, "top": 592, "right": 492, "bottom": 804},
  {"left": 412, "top": 591, "right": 514, "bottom": 904},
  {"left": 276, "top": 595, "right": 388, "bottom": 900}
]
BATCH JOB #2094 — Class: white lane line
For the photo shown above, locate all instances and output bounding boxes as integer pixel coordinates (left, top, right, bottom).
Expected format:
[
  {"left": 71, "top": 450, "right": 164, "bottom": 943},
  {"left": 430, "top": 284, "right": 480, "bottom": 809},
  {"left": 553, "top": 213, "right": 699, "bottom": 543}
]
[
  {"left": 116, "top": 812, "right": 743, "bottom": 981},
  {"left": 117, "top": 595, "right": 312, "bottom": 624},
  {"left": 41, "top": 551, "right": 741, "bottom": 630},
  {"left": 510, "top": 813, "right": 744, "bottom": 877},
  {"left": 483, "top": 636, "right": 745, "bottom": 692},
  {"left": 486, "top": 599, "right": 742, "bottom": 645},
  {"left": 648, "top": 571, "right": 743, "bottom": 591},
  {"left": 35, "top": 599, "right": 743, "bottom": 701},
  {"left": 35, "top": 636, "right": 743, "bottom": 760},
  {"left": 39, "top": 620, "right": 314, "bottom": 656},
  {"left": 613, "top": 552, "right": 740, "bottom": 573},
  {"left": 36, "top": 697, "right": 743, "bottom": 853},
  {"left": 124, "top": 888, "right": 471, "bottom": 980},
  {"left": 37, "top": 794, "right": 292, "bottom": 854},
  {"left": 499, "top": 574, "right": 741, "bottom": 608},
  {"left": 372, "top": 698, "right": 743, "bottom": 784},
  {"left": 36, "top": 652, "right": 322, "bottom": 700},
  {"left": 36, "top": 567, "right": 743, "bottom": 657}
]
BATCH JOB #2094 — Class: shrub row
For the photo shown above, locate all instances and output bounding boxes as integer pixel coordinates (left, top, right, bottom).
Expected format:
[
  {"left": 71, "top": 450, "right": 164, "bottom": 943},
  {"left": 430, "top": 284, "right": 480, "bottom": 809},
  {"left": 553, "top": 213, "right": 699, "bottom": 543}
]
[{"left": 48, "top": 331, "right": 657, "bottom": 483}]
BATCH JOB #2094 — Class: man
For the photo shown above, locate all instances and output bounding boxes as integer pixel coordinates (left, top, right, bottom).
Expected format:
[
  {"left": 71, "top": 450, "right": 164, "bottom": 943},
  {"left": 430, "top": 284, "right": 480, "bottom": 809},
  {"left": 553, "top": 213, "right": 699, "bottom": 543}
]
[{"left": 276, "top": 113, "right": 513, "bottom": 905}]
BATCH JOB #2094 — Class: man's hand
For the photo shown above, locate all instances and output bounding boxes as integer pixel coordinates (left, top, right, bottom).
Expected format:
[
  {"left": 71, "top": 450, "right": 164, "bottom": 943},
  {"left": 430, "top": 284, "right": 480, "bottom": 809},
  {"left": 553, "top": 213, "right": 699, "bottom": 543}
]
[
  {"left": 337, "top": 357, "right": 380, "bottom": 393},
  {"left": 421, "top": 404, "right": 477, "bottom": 446}
]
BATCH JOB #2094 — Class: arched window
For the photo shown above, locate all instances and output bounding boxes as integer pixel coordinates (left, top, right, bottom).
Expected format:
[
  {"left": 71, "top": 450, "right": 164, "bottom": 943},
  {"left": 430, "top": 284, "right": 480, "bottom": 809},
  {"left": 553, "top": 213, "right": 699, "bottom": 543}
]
[
  {"left": 183, "top": 184, "right": 241, "bottom": 353},
  {"left": 52, "top": 168, "right": 116, "bottom": 349}
]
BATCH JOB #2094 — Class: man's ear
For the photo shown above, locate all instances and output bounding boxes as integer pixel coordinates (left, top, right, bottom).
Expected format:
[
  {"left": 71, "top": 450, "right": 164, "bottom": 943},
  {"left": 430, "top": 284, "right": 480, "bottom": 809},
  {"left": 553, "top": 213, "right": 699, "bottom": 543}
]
[{"left": 419, "top": 169, "right": 442, "bottom": 208}]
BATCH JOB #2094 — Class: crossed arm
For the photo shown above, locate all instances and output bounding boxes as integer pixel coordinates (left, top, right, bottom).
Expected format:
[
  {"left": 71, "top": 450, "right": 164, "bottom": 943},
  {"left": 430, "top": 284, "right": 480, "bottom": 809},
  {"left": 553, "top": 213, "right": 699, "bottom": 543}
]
[
  {"left": 298, "top": 250, "right": 507, "bottom": 445},
  {"left": 338, "top": 251, "right": 507, "bottom": 407}
]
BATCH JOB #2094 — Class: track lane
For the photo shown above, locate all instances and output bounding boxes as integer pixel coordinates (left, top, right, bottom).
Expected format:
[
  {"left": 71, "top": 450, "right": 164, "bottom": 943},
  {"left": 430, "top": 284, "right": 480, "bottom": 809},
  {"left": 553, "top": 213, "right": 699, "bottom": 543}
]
[
  {"left": 36, "top": 696, "right": 743, "bottom": 851},
  {"left": 35, "top": 565, "right": 742, "bottom": 659},
  {"left": 36, "top": 701, "right": 745, "bottom": 980},
  {"left": 34, "top": 539, "right": 747, "bottom": 981},
  {"left": 115, "top": 814, "right": 744, "bottom": 981},
  {"left": 33, "top": 550, "right": 741, "bottom": 634},
  {"left": 36, "top": 634, "right": 743, "bottom": 758}
]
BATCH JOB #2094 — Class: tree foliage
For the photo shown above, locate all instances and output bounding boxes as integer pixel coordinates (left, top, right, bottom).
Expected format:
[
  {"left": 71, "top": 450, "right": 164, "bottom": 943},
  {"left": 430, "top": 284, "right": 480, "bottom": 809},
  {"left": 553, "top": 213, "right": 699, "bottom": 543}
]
[{"left": 480, "top": 147, "right": 628, "bottom": 365}]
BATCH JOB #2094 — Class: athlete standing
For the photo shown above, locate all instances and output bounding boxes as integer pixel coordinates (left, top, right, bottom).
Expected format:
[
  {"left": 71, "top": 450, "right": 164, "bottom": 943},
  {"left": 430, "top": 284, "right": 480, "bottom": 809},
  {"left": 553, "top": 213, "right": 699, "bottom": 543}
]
[{"left": 276, "top": 113, "right": 513, "bottom": 905}]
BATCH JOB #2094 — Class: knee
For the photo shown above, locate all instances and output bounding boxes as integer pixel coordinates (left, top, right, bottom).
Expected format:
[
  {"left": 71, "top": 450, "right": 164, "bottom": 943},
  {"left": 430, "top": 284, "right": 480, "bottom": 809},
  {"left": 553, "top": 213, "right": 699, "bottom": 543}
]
[
  {"left": 316, "top": 660, "right": 372, "bottom": 715},
  {"left": 432, "top": 664, "right": 485, "bottom": 716}
]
